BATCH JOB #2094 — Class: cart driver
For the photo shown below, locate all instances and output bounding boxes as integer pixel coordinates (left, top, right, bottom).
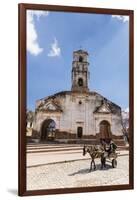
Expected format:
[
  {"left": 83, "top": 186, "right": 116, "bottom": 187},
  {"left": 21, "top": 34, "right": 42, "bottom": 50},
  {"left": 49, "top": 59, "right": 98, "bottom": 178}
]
[{"left": 106, "top": 140, "right": 117, "bottom": 156}]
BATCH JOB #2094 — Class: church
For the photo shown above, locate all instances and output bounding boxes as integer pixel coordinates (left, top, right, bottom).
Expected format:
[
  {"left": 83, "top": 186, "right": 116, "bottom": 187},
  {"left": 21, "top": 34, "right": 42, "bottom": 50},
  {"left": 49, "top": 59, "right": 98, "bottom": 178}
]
[{"left": 32, "top": 50, "right": 124, "bottom": 143}]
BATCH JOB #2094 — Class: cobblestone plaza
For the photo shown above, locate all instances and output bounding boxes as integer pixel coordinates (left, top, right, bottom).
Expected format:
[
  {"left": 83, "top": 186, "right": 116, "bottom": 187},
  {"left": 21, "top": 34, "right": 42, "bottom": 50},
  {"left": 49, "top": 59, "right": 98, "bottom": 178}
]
[{"left": 27, "top": 144, "right": 129, "bottom": 190}]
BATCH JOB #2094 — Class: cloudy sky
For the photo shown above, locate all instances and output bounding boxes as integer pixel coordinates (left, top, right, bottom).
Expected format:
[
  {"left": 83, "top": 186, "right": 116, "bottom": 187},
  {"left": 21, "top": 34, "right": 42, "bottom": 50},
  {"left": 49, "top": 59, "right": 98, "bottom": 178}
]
[{"left": 27, "top": 10, "right": 129, "bottom": 111}]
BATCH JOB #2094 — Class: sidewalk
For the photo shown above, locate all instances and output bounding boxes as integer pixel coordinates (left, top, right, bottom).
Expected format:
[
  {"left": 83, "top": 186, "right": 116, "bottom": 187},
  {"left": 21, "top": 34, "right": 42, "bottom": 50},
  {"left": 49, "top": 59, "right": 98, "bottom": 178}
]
[{"left": 27, "top": 149, "right": 129, "bottom": 168}]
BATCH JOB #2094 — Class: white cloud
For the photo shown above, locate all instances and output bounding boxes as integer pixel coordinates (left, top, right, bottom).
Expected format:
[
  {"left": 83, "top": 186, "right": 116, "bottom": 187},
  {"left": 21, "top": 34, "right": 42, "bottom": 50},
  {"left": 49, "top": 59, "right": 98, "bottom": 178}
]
[
  {"left": 48, "top": 38, "right": 61, "bottom": 57},
  {"left": 112, "top": 15, "right": 129, "bottom": 23},
  {"left": 27, "top": 10, "right": 49, "bottom": 56}
]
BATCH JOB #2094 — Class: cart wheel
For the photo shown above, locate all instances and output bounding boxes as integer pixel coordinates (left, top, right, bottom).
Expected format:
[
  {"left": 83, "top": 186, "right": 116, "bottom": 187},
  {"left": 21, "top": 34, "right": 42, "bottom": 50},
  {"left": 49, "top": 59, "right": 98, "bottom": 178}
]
[{"left": 112, "top": 159, "right": 117, "bottom": 168}]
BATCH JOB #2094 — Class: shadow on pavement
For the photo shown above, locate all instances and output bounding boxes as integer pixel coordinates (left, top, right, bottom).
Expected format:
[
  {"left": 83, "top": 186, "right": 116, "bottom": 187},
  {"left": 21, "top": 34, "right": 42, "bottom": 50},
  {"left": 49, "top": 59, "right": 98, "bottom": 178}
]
[
  {"left": 68, "top": 163, "right": 112, "bottom": 176},
  {"left": 69, "top": 168, "right": 90, "bottom": 176}
]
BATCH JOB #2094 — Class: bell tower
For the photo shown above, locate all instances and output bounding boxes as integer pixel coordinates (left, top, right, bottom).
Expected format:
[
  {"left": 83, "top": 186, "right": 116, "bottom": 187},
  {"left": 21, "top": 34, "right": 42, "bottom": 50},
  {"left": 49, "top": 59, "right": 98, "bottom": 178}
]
[{"left": 71, "top": 49, "right": 90, "bottom": 92}]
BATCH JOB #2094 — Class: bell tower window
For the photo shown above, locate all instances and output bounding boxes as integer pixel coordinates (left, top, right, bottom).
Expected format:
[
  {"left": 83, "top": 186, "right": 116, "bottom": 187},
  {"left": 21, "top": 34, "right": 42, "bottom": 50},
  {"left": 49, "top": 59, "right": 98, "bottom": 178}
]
[
  {"left": 79, "top": 56, "right": 83, "bottom": 62},
  {"left": 78, "top": 78, "right": 83, "bottom": 86}
]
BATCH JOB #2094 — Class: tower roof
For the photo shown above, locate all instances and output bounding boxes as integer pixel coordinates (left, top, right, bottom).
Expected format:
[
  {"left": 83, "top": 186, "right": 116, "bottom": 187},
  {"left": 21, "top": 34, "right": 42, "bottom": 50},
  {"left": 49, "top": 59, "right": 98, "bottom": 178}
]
[{"left": 73, "top": 49, "right": 89, "bottom": 55}]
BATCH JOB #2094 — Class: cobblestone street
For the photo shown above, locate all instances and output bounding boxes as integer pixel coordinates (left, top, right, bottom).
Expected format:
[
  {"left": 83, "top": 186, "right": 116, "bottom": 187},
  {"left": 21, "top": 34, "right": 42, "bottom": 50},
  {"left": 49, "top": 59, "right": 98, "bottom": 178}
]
[{"left": 27, "top": 154, "right": 129, "bottom": 190}]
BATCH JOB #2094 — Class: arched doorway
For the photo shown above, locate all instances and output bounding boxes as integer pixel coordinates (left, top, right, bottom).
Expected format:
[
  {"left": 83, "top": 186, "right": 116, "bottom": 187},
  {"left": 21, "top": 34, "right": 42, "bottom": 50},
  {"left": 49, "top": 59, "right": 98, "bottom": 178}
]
[
  {"left": 99, "top": 120, "right": 111, "bottom": 139},
  {"left": 41, "top": 119, "right": 56, "bottom": 141},
  {"left": 77, "top": 127, "right": 83, "bottom": 138}
]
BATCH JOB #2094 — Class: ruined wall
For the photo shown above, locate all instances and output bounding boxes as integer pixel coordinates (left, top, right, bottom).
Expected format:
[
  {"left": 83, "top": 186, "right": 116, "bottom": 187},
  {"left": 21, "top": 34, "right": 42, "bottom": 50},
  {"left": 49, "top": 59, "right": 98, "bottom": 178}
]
[{"left": 33, "top": 92, "right": 123, "bottom": 139}]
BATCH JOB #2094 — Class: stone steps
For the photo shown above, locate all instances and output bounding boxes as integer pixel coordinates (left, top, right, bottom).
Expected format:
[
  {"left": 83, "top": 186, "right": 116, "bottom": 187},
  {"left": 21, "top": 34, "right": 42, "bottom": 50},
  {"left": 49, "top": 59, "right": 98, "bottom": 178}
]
[
  {"left": 55, "top": 138, "right": 127, "bottom": 146},
  {"left": 55, "top": 139, "right": 99, "bottom": 145},
  {"left": 27, "top": 138, "right": 127, "bottom": 148},
  {"left": 113, "top": 139, "right": 126, "bottom": 146},
  {"left": 27, "top": 141, "right": 128, "bottom": 154},
  {"left": 27, "top": 146, "right": 82, "bottom": 154}
]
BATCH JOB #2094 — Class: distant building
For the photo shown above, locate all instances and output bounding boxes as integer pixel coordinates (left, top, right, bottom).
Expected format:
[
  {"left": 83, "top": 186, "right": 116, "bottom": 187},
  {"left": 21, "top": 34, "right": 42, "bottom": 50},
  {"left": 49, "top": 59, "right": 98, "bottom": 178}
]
[{"left": 32, "top": 50, "right": 124, "bottom": 143}]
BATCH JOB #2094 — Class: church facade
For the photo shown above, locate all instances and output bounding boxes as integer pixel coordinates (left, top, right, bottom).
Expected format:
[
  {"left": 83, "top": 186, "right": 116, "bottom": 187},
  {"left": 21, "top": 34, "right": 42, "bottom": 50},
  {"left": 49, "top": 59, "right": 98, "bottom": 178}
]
[{"left": 32, "top": 50, "right": 124, "bottom": 142}]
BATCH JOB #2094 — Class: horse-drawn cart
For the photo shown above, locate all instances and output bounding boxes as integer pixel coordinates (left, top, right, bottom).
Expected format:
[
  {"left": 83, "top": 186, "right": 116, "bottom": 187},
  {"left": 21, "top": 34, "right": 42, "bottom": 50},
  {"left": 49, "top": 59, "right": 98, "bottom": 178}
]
[
  {"left": 103, "top": 151, "right": 118, "bottom": 168},
  {"left": 83, "top": 142, "right": 118, "bottom": 171}
]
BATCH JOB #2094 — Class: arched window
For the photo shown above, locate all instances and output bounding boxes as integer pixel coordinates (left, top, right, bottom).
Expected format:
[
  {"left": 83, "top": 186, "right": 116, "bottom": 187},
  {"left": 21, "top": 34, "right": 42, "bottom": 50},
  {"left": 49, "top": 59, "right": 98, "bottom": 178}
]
[
  {"left": 78, "top": 78, "right": 83, "bottom": 86},
  {"left": 79, "top": 56, "right": 83, "bottom": 62},
  {"left": 79, "top": 100, "right": 82, "bottom": 105}
]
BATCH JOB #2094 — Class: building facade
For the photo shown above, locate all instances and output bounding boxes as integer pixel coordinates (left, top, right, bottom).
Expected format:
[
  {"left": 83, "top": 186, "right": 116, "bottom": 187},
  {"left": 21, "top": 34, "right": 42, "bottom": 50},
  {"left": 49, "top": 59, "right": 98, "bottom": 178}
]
[{"left": 32, "top": 50, "right": 124, "bottom": 142}]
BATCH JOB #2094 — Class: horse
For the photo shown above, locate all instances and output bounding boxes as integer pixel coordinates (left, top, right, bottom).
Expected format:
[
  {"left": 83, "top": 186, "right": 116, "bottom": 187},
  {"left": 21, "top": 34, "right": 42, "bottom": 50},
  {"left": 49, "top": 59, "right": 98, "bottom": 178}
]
[{"left": 83, "top": 145, "right": 106, "bottom": 171}]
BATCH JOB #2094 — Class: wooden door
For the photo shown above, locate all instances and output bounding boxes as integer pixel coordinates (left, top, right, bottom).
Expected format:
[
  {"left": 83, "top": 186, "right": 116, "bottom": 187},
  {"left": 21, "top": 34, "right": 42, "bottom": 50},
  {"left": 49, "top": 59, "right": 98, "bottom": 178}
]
[{"left": 100, "top": 120, "right": 110, "bottom": 139}]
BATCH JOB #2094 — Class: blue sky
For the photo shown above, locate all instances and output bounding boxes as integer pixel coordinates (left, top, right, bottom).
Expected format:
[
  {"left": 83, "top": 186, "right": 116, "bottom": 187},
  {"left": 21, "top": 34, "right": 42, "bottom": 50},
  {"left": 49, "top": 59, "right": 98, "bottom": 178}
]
[{"left": 27, "top": 10, "right": 129, "bottom": 111}]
